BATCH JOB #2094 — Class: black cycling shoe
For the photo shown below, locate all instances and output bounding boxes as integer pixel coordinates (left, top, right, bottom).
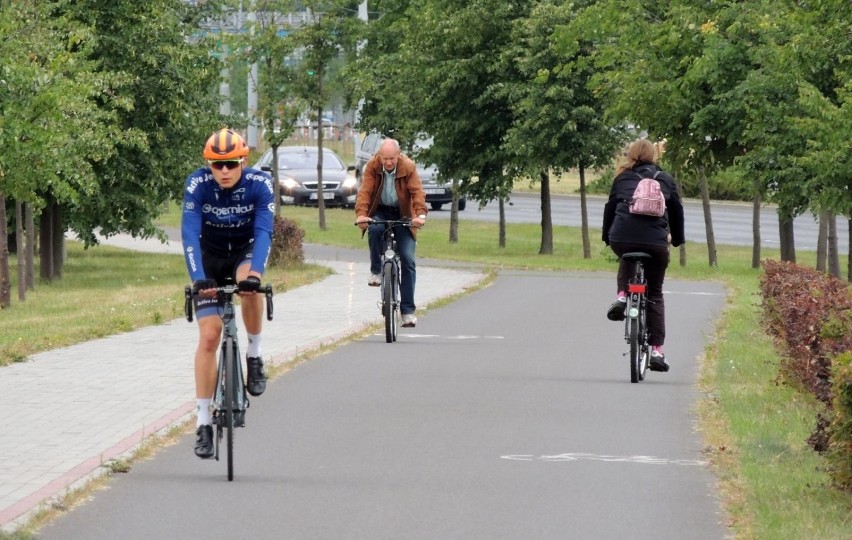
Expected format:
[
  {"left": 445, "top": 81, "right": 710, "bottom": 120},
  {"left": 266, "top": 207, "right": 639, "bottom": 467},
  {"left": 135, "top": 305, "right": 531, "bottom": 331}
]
[
  {"left": 649, "top": 353, "right": 670, "bottom": 372},
  {"left": 194, "top": 425, "right": 214, "bottom": 459},
  {"left": 606, "top": 299, "right": 626, "bottom": 321},
  {"left": 246, "top": 356, "right": 268, "bottom": 397}
]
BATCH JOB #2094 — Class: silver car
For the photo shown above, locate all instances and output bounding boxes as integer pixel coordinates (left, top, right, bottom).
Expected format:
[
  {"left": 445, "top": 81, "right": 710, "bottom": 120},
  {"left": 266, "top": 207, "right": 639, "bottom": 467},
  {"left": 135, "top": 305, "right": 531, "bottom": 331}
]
[{"left": 254, "top": 145, "right": 359, "bottom": 207}]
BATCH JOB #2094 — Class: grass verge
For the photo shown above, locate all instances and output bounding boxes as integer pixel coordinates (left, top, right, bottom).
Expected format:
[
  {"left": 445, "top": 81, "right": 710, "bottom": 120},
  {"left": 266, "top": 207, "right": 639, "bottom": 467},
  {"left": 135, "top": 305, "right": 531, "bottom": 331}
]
[{"left": 0, "top": 242, "right": 330, "bottom": 366}]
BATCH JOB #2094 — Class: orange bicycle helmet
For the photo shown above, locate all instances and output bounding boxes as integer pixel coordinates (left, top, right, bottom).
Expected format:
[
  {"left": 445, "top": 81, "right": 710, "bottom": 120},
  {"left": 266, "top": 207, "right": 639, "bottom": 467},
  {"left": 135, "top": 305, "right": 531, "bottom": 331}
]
[{"left": 203, "top": 128, "right": 249, "bottom": 160}]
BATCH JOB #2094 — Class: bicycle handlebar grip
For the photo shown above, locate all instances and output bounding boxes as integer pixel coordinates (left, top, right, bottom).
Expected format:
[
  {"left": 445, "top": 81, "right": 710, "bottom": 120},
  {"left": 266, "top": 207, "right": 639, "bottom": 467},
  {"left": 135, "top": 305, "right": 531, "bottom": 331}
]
[
  {"left": 265, "top": 285, "right": 274, "bottom": 321},
  {"left": 184, "top": 286, "right": 194, "bottom": 323}
]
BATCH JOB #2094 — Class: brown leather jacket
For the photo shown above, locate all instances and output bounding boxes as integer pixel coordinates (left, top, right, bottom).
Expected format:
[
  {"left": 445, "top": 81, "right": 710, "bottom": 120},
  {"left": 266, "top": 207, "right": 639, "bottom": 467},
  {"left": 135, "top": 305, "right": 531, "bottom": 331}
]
[{"left": 355, "top": 153, "right": 428, "bottom": 238}]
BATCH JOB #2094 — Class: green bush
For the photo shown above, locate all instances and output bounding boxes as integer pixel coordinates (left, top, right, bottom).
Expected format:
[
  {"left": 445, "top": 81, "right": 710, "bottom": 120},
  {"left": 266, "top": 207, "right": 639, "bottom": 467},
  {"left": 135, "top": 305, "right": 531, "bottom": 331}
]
[
  {"left": 829, "top": 352, "right": 852, "bottom": 491},
  {"left": 587, "top": 163, "right": 752, "bottom": 201},
  {"left": 268, "top": 215, "right": 305, "bottom": 267},
  {"left": 759, "top": 260, "right": 852, "bottom": 490},
  {"left": 587, "top": 165, "right": 615, "bottom": 195}
]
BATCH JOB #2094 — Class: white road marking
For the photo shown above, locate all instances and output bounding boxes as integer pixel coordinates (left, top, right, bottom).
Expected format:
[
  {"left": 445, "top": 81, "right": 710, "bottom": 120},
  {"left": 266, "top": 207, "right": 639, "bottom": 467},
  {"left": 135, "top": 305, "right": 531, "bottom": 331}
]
[
  {"left": 386, "top": 334, "right": 505, "bottom": 340},
  {"left": 665, "top": 290, "right": 725, "bottom": 296},
  {"left": 501, "top": 452, "right": 708, "bottom": 466}
]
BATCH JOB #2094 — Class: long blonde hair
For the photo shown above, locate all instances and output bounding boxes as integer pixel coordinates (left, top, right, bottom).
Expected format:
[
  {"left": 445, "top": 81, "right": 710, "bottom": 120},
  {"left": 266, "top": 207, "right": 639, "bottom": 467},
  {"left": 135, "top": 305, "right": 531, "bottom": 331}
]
[{"left": 615, "top": 139, "right": 658, "bottom": 176}]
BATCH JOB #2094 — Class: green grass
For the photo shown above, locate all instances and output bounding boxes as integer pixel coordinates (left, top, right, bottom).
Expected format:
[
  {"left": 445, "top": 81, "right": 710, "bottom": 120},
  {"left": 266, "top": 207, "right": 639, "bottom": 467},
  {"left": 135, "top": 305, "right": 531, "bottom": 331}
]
[
  {"left": 0, "top": 242, "right": 330, "bottom": 366},
  {"left": 700, "top": 277, "right": 852, "bottom": 538}
]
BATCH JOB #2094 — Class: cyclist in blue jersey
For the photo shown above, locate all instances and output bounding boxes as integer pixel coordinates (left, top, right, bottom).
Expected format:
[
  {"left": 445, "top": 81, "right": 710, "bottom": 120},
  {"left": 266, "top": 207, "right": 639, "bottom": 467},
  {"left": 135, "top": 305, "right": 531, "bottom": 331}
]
[{"left": 182, "top": 128, "right": 275, "bottom": 459}]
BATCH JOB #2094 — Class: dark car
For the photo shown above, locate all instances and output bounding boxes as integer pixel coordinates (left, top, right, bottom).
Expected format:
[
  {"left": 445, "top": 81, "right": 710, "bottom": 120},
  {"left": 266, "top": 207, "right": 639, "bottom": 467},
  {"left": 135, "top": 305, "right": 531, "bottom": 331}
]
[
  {"left": 254, "top": 145, "right": 358, "bottom": 207},
  {"left": 354, "top": 133, "right": 465, "bottom": 211}
]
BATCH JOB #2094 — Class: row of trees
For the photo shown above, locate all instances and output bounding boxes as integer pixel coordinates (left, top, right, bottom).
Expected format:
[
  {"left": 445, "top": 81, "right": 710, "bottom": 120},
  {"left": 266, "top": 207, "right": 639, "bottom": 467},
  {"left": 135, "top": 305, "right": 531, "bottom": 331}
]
[
  {"left": 347, "top": 0, "right": 849, "bottom": 279},
  {"left": 0, "top": 0, "right": 226, "bottom": 307},
  {"left": 1, "top": 0, "right": 849, "bottom": 310}
]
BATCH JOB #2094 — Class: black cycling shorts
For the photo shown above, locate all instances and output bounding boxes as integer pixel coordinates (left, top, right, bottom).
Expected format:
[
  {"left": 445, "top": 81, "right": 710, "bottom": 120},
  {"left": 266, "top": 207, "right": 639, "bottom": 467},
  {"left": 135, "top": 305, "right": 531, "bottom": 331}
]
[{"left": 194, "top": 246, "right": 254, "bottom": 320}]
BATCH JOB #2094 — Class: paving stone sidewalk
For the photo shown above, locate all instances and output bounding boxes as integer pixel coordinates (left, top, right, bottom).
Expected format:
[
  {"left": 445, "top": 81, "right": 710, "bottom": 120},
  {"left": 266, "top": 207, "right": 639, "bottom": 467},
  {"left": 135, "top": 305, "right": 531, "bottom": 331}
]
[{"left": 1, "top": 234, "right": 485, "bottom": 532}]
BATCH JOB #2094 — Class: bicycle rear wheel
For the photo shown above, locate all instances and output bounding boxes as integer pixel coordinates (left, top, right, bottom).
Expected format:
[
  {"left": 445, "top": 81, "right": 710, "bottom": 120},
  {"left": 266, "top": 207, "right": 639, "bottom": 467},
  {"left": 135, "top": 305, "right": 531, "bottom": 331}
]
[
  {"left": 637, "top": 301, "right": 649, "bottom": 381},
  {"left": 629, "top": 311, "right": 641, "bottom": 383},
  {"left": 382, "top": 261, "right": 395, "bottom": 343},
  {"left": 224, "top": 337, "right": 236, "bottom": 481}
]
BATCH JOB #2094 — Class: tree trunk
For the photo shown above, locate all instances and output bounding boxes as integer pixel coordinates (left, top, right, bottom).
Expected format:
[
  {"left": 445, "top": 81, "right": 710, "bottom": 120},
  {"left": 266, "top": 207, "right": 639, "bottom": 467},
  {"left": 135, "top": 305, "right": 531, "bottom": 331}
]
[
  {"left": 51, "top": 201, "right": 64, "bottom": 279},
  {"left": 697, "top": 165, "right": 717, "bottom": 267},
  {"left": 39, "top": 197, "right": 64, "bottom": 281},
  {"left": 315, "top": 100, "right": 327, "bottom": 231},
  {"left": 816, "top": 209, "right": 828, "bottom": 272},
  {"left": 674, "top": 171, "right": 686, "bottom": 267},
  {"left": 539, "top": 170, "right": 553, "bottom": 255},
  {"left": 15, "top": 201, "right": 25, "bottom": 301},
  {"left": 25, "top": 202, "right": 34, "bottom": 289},
  {"left": 0, "top": 193, "right": 10, "bottom": 308},
  {"left": 579, "top": 166, "right": 590, "bottom": 259},
  {"left": 39, "top": 205, "right": 54, "bottom": 281},
  {"left": 498, "top": 198, "right": 506, "bottom": 248},
  {"left": 751, "top": 189, "right": 761, "bottom": 269},
  {"left": 449, "top": 177, "right": 460, "bottom": 244},
  {"left": 779, "top": 214, "right": 796, "bottom": 262},
  {"left": 826, "top": 211, "right": 839, "bottom": 278}
]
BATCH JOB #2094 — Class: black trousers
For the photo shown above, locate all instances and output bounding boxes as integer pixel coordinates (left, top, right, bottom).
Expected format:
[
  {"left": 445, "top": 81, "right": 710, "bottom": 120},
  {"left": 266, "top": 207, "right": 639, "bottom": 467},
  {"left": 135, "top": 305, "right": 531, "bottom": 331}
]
[{"left": 610, "top": 242, "right": 670, "bottom": 347}]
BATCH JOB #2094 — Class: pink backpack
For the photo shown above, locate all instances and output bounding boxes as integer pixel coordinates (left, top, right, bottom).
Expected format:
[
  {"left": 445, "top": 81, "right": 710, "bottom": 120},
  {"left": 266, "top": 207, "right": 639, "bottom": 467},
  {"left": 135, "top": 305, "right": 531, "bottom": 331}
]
[{"left": 629, "top": 171, "right": 666, "bottom": 217}]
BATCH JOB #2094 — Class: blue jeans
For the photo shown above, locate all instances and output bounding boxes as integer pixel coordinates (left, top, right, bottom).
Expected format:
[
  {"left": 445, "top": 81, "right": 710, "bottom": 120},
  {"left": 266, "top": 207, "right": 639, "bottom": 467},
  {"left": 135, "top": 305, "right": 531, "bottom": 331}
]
[{"left": 368, "top": 207, "right": 417, "bottom": 315}]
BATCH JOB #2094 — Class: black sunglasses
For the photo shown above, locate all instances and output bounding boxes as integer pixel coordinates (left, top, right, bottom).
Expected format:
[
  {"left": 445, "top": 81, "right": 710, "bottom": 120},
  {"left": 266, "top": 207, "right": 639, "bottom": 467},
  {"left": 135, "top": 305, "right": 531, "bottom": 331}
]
[{"left": 208, "top": 160, "right": 242, "bottom": 171}]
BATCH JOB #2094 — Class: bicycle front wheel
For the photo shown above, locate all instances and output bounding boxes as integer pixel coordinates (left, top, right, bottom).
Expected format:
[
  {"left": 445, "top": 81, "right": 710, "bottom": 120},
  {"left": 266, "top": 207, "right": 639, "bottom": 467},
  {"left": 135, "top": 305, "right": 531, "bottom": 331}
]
[
  {"left": 223, "top": 337, "right": 236, "bottom": 480},
  {"left": 392, "top": 263, "right": 401, "bottom": 342},
  {"left": 382, "top": 261, "right": 396, "bottom": 343}
]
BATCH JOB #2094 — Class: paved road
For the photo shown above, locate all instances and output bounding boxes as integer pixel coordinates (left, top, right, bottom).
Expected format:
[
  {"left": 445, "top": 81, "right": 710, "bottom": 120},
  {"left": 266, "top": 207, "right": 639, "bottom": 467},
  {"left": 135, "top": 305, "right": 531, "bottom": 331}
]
[
  {"left": 34, "top": 258, "right": 728, "bottom": 538},
  {"left": 434, "top": 192, "right": 848, "bottom": 255}
]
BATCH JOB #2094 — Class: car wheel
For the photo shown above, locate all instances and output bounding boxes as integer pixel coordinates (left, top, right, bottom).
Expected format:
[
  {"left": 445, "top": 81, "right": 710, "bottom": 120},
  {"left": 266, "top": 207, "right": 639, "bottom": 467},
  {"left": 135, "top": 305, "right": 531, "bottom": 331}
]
[
  {"left": 458, "top": 198, "right": 466, "bottom": 211},
  {"left": 430, "top": 202, "right": 443, "bottom": 211}
]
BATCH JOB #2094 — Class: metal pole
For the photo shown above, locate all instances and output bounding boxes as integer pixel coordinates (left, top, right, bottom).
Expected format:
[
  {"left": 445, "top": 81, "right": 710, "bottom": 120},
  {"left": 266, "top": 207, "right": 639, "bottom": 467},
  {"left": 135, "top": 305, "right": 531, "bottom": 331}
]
[
  {"left": 247, "top": 5, "right": 259, "bottom": 149},
  {"left": 353, "top": 1, "right": 368, "bottom": 158}
]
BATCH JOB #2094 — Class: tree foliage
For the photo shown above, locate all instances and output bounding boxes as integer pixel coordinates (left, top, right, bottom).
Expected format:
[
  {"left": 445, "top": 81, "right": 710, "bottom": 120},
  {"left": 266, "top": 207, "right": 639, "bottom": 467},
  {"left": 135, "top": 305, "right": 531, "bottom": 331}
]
[
  {"left": 2, "top": 0, "right": 223, "bottom": 286},
  {"left": 62, "top": 0, "right": 223, "bottom": 246}
]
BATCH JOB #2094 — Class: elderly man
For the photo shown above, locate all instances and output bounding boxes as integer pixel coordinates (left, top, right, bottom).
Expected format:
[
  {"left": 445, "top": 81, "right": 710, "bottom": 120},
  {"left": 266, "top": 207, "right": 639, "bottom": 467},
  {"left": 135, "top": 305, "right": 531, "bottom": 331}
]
[{"left": 355, "top": 138, "right": 428, "bottom": 327}]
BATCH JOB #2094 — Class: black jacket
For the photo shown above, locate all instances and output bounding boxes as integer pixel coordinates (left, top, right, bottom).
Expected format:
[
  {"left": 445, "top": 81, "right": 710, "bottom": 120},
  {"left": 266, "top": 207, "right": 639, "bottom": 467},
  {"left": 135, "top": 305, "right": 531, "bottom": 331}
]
[{"left": 601, "top": 162, "right": 685, "bottom": 248}]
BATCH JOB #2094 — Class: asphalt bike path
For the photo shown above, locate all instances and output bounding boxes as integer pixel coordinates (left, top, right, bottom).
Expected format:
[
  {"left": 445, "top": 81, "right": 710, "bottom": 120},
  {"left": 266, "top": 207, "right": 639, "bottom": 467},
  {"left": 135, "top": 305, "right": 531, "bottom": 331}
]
[
  {"left": 0, "top": 234, "right": 484, "bottom": 532},
  {"left": 30, "top": 242, "right": 728, "bottom": 539}
]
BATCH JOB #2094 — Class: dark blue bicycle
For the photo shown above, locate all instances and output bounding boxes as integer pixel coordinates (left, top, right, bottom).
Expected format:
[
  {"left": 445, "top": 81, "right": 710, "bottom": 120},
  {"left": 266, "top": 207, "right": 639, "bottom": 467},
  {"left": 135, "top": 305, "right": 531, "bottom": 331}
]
[{"left": 185, "top": 281, "right": 273, "bottom": 480}]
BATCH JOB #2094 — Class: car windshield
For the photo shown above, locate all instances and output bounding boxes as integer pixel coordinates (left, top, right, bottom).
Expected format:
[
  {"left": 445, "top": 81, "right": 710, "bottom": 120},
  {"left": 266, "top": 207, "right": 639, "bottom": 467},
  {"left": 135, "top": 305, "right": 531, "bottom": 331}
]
[{"left": 277, "top": 149, "right": 344, "bottom": 170}]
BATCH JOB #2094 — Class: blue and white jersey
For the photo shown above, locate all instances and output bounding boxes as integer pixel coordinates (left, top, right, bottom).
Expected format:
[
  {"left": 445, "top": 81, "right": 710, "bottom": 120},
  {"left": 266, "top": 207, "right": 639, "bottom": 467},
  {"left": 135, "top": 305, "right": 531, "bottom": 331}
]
[{"left": 181, "top": 166, "right": 275, "bottom": 282}]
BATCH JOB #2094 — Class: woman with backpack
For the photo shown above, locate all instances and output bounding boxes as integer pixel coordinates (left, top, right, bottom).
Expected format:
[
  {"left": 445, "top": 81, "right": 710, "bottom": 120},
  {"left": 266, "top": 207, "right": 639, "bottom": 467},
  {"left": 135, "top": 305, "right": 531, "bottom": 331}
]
[{"left": 601, "top": 138, "right": 685, "bottom": 372}]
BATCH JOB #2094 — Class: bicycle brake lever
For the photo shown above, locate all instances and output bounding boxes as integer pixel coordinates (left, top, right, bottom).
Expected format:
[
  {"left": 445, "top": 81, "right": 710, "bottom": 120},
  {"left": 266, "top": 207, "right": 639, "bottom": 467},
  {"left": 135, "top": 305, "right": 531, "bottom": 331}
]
[{"left": 184, "top": 286, "right": 194, "bottom": 323}]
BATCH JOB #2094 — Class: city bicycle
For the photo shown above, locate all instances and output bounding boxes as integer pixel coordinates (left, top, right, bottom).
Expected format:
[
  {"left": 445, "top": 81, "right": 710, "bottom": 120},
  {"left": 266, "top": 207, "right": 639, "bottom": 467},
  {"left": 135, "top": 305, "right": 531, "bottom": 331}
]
[
  {"left": 357, "top": 218, "right": 412, "bottom": 343},
  {"left": 621, "top": 252, "right": 652, "bottom": 383},
  {"left": 185, "top": 281, "right": 274, "bottom": 480}
]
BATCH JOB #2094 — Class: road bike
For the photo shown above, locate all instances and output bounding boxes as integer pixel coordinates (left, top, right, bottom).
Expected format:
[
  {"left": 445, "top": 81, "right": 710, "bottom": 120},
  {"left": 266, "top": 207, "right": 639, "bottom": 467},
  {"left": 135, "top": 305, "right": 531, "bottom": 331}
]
[
  {"left": 357, "top": 218, "right": 411, "bottom": 343},
  {"left": 185, "top": 281, "right": 274, "bottom": 480},
  {"left": 621, "top": 252, "right": 651, "bottom": 383}
]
